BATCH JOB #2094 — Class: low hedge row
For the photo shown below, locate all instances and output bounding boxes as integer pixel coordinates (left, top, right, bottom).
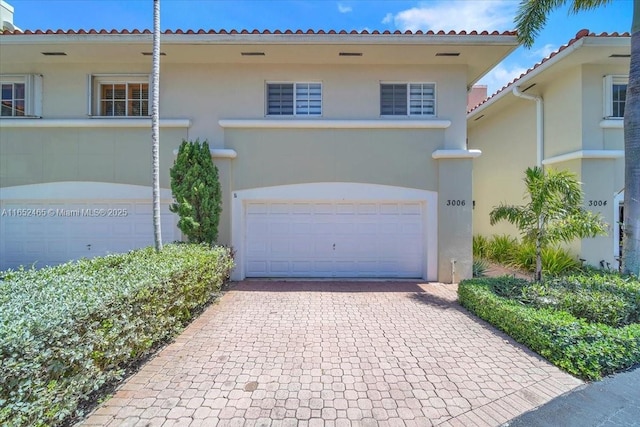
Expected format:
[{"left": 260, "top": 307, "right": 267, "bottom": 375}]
[
  {"left": 458, "top": 277, "right": 640, "bottom": 381},
  {"left": 0, "top": 244, "right": 234, "bottom": 427},
  {"left": 525, "top": 273, "right": 640, "bottom": 327}
]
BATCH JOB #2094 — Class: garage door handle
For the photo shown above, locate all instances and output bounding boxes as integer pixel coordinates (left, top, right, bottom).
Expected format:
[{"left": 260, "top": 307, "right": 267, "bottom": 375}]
[{"left": 333, "top": 243, "right": 336, "bottom": 250}]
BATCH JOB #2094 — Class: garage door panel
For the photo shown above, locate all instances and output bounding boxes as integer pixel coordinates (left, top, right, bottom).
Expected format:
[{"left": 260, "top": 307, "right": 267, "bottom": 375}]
[
  {"left": 336, "top": 203, "right": 357, "bottom": 214},
  {"left": 247, "top": 260, "right": 268, "bottom": 274},
  {"left": 112, "top": 223, "right": 135, "bottom": 235},
  {"left": 1, "top": 198, "right": 177, "bottom": 270},
  {"left": 292, "top": 261, "right": 313, "bottom": 272},
  {"left": 245, "top": 200, "right": 424, "bottom": 278},
  {"left": 270, "top": 239, "right": 290, "bottom": 255},
  {"left": 291, "top": 240, "right": 314, "bottom": 253},
  {"left": 270, "top": 222, "right": 290, "bottom": 235}
]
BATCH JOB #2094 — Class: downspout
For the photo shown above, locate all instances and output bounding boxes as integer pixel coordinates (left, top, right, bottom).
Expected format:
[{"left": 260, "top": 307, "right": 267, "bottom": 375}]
[{"left": 512, "top": 87, "right": 543, "bottom": 167}]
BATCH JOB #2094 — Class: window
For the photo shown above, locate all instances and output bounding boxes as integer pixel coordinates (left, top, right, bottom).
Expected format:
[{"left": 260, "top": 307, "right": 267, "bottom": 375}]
[
  {"left": 89, "top": 75, "right": 149, "bottom": 117},
  {"left": 604, "top": 75, "right": 627, "bottom": 118},
  {"left": 381, "top": 83, "right": 435, "bottom": 116},
  {"left": 0, "top": 75, "right": 42, "bottom": 117},
  {"left": 267, "top": 82, "right": 321, "bottom": 116}
]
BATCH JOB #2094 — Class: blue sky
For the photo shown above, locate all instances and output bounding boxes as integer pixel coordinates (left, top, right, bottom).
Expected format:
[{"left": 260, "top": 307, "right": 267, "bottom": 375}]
[{"left": 7, "top": 0, "right": 633, "bottom": 95}]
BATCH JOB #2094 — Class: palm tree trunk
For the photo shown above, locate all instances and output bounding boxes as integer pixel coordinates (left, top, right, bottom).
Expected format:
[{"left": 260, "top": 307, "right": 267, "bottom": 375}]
[
  {"left": 623, "top": 0, "right": 640, "bottom": 276},
  {"left": 535, "top": 237, "right": 543, "bottom": 281},
  {"left": 151, "top": 0, "right": 163, "bottom": 251}
]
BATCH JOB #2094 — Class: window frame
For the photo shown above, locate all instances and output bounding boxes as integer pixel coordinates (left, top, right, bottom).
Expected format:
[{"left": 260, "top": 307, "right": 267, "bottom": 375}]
[
  {"left": 0, "top": 74, "right": 43, "bottom": 118},
  {"left": 265, "top": 81, "right": 323, "bottom": 117},
  {"left": 380, "top": 81, "right": 437, "bottom": 117},
  {"left": 88, "top": 74, "right": 150, "bottom": 118},
  {"left": 603, "top": 75, "right": 627, "bottom": 119}
]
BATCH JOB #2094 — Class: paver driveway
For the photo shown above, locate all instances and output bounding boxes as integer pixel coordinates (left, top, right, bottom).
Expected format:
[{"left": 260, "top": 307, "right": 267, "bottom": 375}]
[{"left": 82, "top": 281, "right": 583, "bottom": 427}]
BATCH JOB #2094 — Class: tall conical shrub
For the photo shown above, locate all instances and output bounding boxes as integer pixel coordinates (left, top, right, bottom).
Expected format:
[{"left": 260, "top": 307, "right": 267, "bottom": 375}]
[{"left": 170, "top": 139, "right": 222, "bottom": 244}]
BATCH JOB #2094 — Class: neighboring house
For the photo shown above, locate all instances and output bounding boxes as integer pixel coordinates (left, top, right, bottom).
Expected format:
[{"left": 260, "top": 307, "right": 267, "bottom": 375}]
[
  {"left": 468, "top": 30, "right": 630, "bottom": 269},
  {"left": 0, "top": 26, "right": 518, "bottom": 281}
]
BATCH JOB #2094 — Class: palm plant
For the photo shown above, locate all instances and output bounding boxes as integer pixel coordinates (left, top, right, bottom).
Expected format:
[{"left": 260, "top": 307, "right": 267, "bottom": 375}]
[
  {"left": 490, "top": 167, "right": 607, "bottom": 281},
  {"left": 515, "top": 0, "right": 639, "bottom": 276},
  {"left": 151, "top": 0, "right": 162, "bottom": 251}
]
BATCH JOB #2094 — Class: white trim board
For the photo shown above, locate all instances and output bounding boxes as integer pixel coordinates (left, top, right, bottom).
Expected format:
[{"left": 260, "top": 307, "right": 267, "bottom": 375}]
[
  {"left": 432, "top": 149, "right": 481, "bottom": 159},
  {"left": 218, "top": 119, "right": 451, "bottom": 129},
  {"left": 0, "top": 118, "right": 191, "bottom": 128},
  {"left": 542, "top": 150, "right": 624, "bottom": 165},
  {"left": 600, "top": 119, "right": 624, "bottom": 129}
]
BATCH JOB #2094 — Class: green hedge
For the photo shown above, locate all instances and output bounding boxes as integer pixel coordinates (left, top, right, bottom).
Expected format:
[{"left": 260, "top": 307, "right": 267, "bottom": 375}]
[
  {"left": 458, "top": 277, "right": 640, "bottom": 381},
  {"left": 0, "top": 244, "right": 234, "bottom": 427}
]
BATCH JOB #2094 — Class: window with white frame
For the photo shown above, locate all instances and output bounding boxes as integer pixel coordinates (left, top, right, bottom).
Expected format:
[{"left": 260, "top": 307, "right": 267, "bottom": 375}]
[
  {"left": 0, "top": 74, "right": 43, "bottom": 117},
  {"left": 604, "top": 75, "right": 627, "bottom": 118},
  {"left": 89, "top": 74, "right": 149, "bottom": 117},
  {"left": 381, "top": 83, "right": 435, "bottom": 116},
  {"left": 267, "top": 82, "right": 321, "bottom": 116}
]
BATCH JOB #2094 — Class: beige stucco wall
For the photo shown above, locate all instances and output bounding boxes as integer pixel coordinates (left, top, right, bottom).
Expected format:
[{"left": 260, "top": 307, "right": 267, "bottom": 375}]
[
  {"left": 1, "top": 58, "right": 473, "bottom": 279},
  {"left": 469, "top": 100, "right": 537, "bottom": 238},
  {"left": 469, "top": 61, "right": 626, "bottom": 269},
  {"left": 437, "top": 158, "right": 474, "bottom": 282},
  {"left": 0, "top": 127, "right": 186, "bottom": 188},
  {"left": 224, "top": 128, "right": 442, "bottom": 191},
  {"left": 542, "top": 66, "right": 583, "bottom": 158},
  {"left": 578, "top": 158, "right": 618, "bottom": 267},
  {"left": 0, "top": 62, "right": 468, "bottom": 149}
]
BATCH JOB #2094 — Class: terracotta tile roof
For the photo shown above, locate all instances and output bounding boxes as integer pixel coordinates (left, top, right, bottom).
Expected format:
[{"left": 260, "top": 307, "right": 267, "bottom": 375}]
[
  {"left": 467, "top": 29, "right": 631, "bottom": 114},
  {"left": 0, "top": 28, "right": 517, "bottom": 36}
]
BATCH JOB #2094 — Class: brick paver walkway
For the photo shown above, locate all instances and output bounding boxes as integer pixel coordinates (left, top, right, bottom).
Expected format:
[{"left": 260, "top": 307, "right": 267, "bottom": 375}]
[{"left": 82, "top": 281, "right": 582, "bottom": 427}]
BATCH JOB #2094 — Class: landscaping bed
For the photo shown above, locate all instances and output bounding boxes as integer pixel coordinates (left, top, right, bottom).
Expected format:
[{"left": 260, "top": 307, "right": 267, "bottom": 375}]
[
  {"left": 0, "top": 244, "right": 234, "bottom": 427},
  {"left": 458, "top": 273, "right": 640, "bottom": 381}
]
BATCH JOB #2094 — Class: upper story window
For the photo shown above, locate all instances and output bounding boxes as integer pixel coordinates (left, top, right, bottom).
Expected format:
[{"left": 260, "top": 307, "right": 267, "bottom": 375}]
[
  {"left": 89, "top": 74, "right": 149, "bottom": 117},
  {"left": 604, "top": 75, "right": 627, "bottom": 118},
  {"left": 381, "top": 83, "right": 435, "bottom": 116},
  {"left": 0, "top": 74, "right": 42, "bottom": 117},
  {"left": 267, "top": 82, "right": 322, "bottom": 116}
]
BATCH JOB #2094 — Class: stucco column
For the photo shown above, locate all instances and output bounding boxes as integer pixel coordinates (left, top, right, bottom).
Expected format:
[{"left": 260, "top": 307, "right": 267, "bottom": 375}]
[
  {"left": 211, "top": 149, "right": 237, "bottom": 247},
  {"left": 580, "top": 158, "right": 619, "bottom": 269},
  {"left": 432, "top": 150, "right": 481, "bottom": 283}
]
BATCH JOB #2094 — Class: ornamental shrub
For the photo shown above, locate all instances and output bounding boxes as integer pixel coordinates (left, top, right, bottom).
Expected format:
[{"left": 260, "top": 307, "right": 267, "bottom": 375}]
[
  {"left": 170, "top": 139, "right": 223, "bottom": 244},
  {"left": 458, "top": 276, "right": 640, "bottom": 380},
  {"left": 0, "top": 244, "right": 234, "bottom": 427}
]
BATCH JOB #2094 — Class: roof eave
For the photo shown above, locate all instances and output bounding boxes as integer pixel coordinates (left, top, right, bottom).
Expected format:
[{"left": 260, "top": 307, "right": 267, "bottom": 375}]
[
  {"left": 467, "top": 32, "right": 631, "bottom": 120},
  {"left": 0, "top": 30, "right": 518, "bottom": 46}
]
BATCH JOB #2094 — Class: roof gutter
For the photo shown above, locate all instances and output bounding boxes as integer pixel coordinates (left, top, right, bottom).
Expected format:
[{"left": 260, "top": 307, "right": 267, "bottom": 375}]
[{"left": 512, "top": 86, "right": 543, "bottom": 167}]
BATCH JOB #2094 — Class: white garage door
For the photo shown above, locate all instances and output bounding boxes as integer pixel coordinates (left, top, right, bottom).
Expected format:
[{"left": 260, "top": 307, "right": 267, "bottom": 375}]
[
  {"left": 0, "top": 183, "right": 178, "bottom": 270},
  {"left": 245, "top": 201, "right": 423, "bottom": 278}
]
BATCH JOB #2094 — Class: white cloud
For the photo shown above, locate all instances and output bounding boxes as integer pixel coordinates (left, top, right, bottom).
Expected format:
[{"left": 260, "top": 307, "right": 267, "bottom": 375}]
[
  {"left": 530, "top": 43, "right": 557, "bottom": 59},
  {"left": 476, "top": 62, "right": 528, "bottom": 96},
  {"left": 337, "top": 3, "right": 352, "bottom": 13},
  {"left": 382, "top": 12, "right": 393, "bottom": 25},
  {"left": 388, "top": 0, "right": 517, "bottom": 32}
]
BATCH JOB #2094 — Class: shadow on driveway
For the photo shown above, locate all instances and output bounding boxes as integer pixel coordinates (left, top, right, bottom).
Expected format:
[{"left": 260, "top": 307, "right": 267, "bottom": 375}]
[{"left": 230, "top": 279, "right": 429, "bottom": 293}]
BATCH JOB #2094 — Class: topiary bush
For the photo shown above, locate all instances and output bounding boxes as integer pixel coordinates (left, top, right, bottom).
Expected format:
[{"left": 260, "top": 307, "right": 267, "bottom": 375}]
[
  {"left": 170, "top": 139, "right": 223, "bottom": 244},
  {"left": 458, "top": 276, "right": 640, "bottom": 380},
  {"left": 0, "top": 244, "right": 234, "bottom": 427}
]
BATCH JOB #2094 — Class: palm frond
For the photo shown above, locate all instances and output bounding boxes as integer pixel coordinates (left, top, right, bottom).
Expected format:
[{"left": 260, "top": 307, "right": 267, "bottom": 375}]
[
  {"left": 515, "top": 0, "right": 568, "bottom": 48},
  {"left": 568, "top": 0, "right": 612, "bottom": 14}
]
